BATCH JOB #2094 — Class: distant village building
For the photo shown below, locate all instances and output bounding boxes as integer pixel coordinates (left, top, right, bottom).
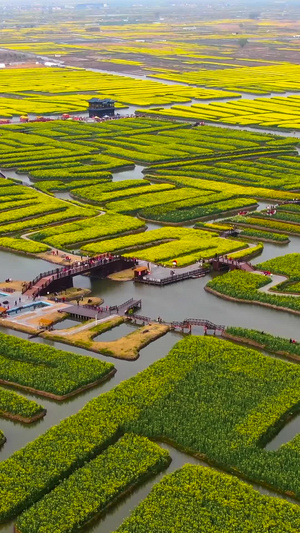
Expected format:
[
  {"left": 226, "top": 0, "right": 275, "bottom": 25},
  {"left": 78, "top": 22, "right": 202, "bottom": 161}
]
[{"left": 88, "top": 98, "right": 115, "bottom": 118}]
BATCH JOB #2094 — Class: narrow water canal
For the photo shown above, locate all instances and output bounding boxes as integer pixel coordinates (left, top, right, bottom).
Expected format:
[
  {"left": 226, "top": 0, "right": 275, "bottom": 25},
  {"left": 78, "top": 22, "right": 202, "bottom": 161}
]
[{"left": 265, "top": 413, "right": 300, "bottom": 452}]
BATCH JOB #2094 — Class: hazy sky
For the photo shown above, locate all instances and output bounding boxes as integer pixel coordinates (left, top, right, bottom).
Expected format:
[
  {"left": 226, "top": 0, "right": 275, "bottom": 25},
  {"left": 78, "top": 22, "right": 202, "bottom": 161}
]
[{"left": 0, "top": 0, "right": 293, "bottom": 9}]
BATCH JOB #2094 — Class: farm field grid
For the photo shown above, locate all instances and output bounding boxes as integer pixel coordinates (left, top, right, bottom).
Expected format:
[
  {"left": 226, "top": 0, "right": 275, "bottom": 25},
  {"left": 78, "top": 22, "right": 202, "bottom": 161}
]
[{"left": 3, "top": 1, "right": 300, "bottom": 532}]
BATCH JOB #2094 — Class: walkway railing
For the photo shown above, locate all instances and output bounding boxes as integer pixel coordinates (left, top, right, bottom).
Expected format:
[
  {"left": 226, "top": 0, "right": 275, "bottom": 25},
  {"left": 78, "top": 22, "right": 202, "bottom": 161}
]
[
  {"left": 134, "top": 267, "right": 208, "bottom": 286},
  {"left": 184, "top": 318, "right": 226, "bottom": 330},
  {"left": 131, "top": 314, "right": 225, "bottom": 331},
  {"left": 110, "top": 298, "right": 142, "bottom": 313},
  {"left": 23, "top": 255, "right": 135, "bottom": 295}
]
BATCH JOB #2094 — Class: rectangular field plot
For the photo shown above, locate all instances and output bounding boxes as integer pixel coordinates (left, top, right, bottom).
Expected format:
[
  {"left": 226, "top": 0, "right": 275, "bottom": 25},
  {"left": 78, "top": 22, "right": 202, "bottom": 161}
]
[
  {"left": 207, "top": 269, "right": 300, "bottom": 314},
  {"left": 227, "top": 214, "right": 300, "bottom": 236},
  {"left": 140, "top": 196, "right": 256, "bottom": 223},
  {"left": 0, "top": 386, "right": 45, "bottom": 424},
  {"left": 0, "top": 331, "right": 114, "bottom": 399},
  {"left": 105, "top": 187, "right": 203, "bottom": 214},
  {"left": 32, "top": 213, "right": 145, "bottom": 249},
  {"left": 115, "top": 464, "right": 300, "bottom": 533},
  {"left": 72, "top": 180, "right": 174, "bottom": 206},
  {"left": 226, "top": 327, "right": 300, "bottom": 358},
  {"left": 15, "top": 434, "right": 170, "bottom": 533}
]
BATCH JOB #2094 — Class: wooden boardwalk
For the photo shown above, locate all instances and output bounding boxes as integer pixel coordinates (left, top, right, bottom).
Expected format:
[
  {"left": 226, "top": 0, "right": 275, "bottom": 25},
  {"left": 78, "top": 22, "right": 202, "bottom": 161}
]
[
  {"left": 64, "top": 298, "right": 142, "bottom": 321},
  {"left": 131, "top": 314, "right": 225, "bottom": 332},
  {"left": 61, "top": 296, "right": 224, "bottom": 334}
]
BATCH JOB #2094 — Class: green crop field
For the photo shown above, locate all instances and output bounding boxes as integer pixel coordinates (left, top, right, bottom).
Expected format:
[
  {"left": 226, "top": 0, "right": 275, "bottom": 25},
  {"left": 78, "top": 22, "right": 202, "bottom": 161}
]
[
  {"left": 0, "top": 331, "right": 114, "bottom": 398},
  {"left": 16, "top": 434, "right": 170, "bottom": 533},
  {"left": 3, "top": 337, "right": 300, "bottom": 527},
  {"left": 0, "top": 387, "right": 44, "bottom": 423},
  {"left": 206, "top": 269, "right": 300, "bottom": 314}
]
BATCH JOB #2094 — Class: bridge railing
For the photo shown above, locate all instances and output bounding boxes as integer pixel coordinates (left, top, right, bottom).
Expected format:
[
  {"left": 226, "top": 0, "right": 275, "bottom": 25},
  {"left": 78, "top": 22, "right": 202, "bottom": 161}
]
[
  {"left": 23, "top": 256, "right": 136, "bottom": 294},
  {"left": 116, "top": 298, "right": 134, "bottom": 309},
  {"left": 170, "top": 321, "right": 189, "bottom": 328},
  {"left": 128, "top": 313, "right": 226, "bottom": 331},
  {"left": 125, "top": 299, "right": 142, "bottom": 310},
  {"left": 27, "top": 268, "right": 59, "bottom": 290},
  {"left": 185, "top": 318, "right": 226, "bottom": 330},
  {"left": 134, "top": 267, "right": 207, "bottom": 286},
  {"left": 131, "top": 314, "right": 153, "bottom": 323},
  {"left": 112, "top": 299, "right": 142, "bottom": 312}
]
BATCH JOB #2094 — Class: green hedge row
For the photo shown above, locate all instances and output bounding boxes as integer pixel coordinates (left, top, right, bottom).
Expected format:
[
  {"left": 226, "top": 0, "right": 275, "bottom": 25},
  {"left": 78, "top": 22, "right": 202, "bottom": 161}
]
[
  {"left": 0, "top": 331, "right": 114, "bottom": 396},
  {"left": 33, "top": 213, "right": 145, "bottom": 249},
  {"left": 0, "top": 205, "right": 96, "bottom": 235},
  {"left": 0, "top": 386, "right": 44, "bottom": 421},
  {"left": 16, "top": 434, "right": 170, "bottom": 533},
  {"left": 226, "top": 327, "right": 300, "bottom": 357},
  {"left": 207, "top": 269, "right": 300, "bottom": 313}
]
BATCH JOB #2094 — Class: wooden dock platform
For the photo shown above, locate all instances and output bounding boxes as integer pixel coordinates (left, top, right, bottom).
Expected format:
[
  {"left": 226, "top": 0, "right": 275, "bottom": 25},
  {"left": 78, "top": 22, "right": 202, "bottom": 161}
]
[{"left": 134, "top": 267, "right": 208, "bottom": 286}]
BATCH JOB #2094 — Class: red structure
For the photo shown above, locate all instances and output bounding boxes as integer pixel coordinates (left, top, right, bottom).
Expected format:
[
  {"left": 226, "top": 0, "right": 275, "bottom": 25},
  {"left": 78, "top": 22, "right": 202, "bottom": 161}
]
[{"left": 133, "top": 266, "right": 148, "bottom": 279}]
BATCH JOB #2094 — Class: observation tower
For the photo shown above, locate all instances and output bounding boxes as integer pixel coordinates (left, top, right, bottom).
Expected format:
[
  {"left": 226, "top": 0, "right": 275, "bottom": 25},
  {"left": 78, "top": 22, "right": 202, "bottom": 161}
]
[{"left": 88, "top": 98, "right": 115, "bottom": 118}]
